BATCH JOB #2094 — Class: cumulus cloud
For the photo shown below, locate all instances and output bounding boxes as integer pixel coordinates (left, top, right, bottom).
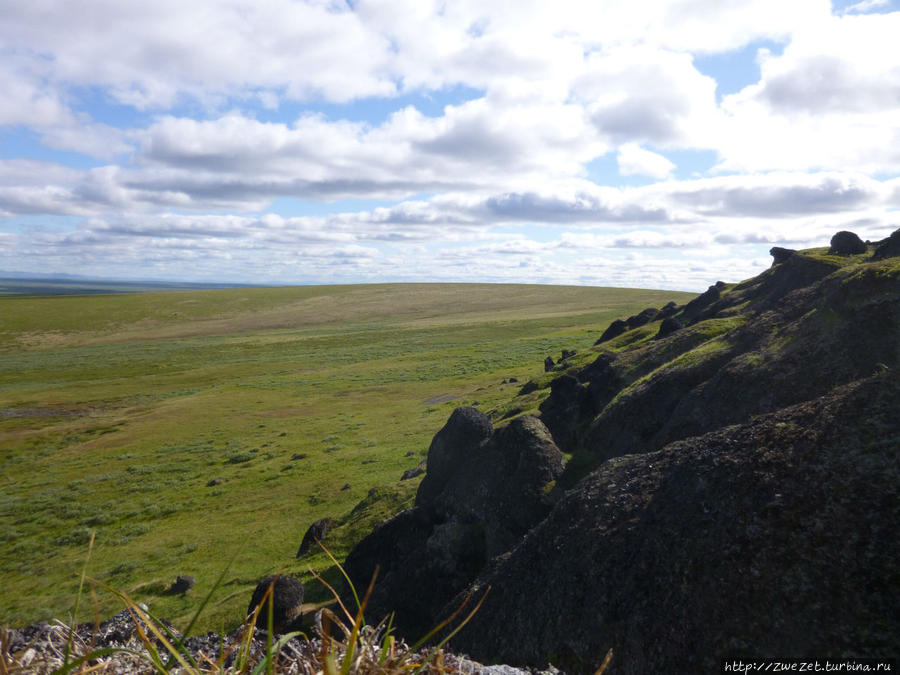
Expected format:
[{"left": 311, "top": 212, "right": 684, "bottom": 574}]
[
  {"left": 617, "top": 144, "right": 676, "bottom": 179},
  {"left": 716, "top": 11, "right": 900, "bottom": 172},
  {"left": 660, "top": 172, "right": 887, "bottom": 217},
  {"left": 0, "top": 0, "right": 397, "bottom": 107},
  {"left": 574, "top": 47, "right": 721, "bottom": 148},
  {"left": 2, "top": 0, "right": 899, "bottom": 288}
]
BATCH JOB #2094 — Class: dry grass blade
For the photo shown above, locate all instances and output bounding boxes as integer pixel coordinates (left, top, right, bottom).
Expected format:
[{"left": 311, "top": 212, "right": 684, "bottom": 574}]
[
  {"left": 411, "top": 587, "right": 490, "bottom": 675},
  {"left": 339, "top": 567, "right": 378, "bottom": 675},
  {"left": 307, "top": 567, "right": 355, "bottom": 628},
  {"left": 594, "top": 648, "right": 613, "bottom": 675}
]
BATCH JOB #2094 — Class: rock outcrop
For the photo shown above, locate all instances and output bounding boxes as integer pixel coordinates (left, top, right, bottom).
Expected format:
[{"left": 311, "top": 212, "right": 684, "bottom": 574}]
[
  {"left": 654, "top": 316, "right": 681, "bottom": 338},
  {"left": 873, "top": 228, "right": 900, "bottom": 259},
  {"left": 344, "top": 228, "right": 900, "bottom": 672},
  {"left": 449, "top": 372, "right": 900, "bottom": 673},
  {"left": 595, "top": 319, "right": 628, "bottom": 344},
  {"left": 344, "top": 411, "right": 564, "bottom": 640},
  {"left": 769, "top": 246, "right": 796, "bottom": 265}
]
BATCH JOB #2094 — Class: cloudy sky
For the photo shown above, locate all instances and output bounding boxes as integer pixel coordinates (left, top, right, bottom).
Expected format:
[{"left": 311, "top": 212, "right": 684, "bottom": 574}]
[{"left": 1, "top": 0, "right": 899, "bottom": 290}]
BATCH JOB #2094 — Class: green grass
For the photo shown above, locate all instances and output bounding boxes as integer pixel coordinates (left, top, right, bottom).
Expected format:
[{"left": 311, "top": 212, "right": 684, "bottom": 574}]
[{"left": 0, "top": 282, "right": 691, "bottom": 633}]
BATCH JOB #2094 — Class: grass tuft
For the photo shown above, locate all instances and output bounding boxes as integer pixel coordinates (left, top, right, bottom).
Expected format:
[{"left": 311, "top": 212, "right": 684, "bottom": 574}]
[{"left": 1, "top": 540, "right": 495, "bottom": 674}]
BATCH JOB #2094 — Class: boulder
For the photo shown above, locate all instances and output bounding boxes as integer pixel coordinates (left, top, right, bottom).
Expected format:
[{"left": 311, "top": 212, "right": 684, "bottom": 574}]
[
  {"left": 657, "top": 301, "right": 679, "bottom": 319},
  {"left": 344, "top": 411, "right": 563, "bottom": 640},
  {"left": 543, "top": 356, "right": 555, "bottom": 372},
  {"left": 872, "top": 227, "right": 900, "bottom": 260},
  {"left": 448, "top": 373, "right": 900, "bottom": 673},
  {"left": 246, "top": 575, "right": 304, "bottom": 633},
  {"left": 400, "top": 466, "right": 425, "bottom": 481},
  {"left": 625, "top": 307, "right": 659, "bottom": 329},
  {"left": 581, "top": 353, "right": 625, "bottom": 412},
  {"left": 517, "top": 380, "right": 538, "bottom": 396},
  {"left": 426, "top": 415, "right": 564, "bottom": 556},
  {"left": 678, "top": 282, "right": 723, "bottom": 322},
  {"left": 166, "top": 574, "right": 195, "bottom": 595},
  {"left": 538, "top": 374, "right": 592, "bottom": 450},
  {"left": 655, "top": 316, "right": 682, "bottom": 339},
  {"left": 416, "top": 406, "right": 493, "bottom": 507},
  {"left": 343, "top": 506, "right": 455, "bottom": 638},
  {"left": 595, "top": 319, "right": 627, "bottom": 344},
  {"left": 828, "top": 230, "right": 867, "bottom": 255},
  {"left": 769, "top": 246, "right": 796, "bottom": 265},
  {"left": 296, "top": 517, "right": 337, "bottom": 557}
]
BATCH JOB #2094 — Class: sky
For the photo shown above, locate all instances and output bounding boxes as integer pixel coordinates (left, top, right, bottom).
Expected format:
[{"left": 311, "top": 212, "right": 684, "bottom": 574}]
[{"left": 1, "top": 0, "right": 899, "bottom": 291}]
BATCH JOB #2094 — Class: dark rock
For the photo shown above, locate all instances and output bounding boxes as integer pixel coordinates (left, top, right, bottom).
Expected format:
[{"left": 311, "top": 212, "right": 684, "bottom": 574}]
[
  {"left": 576, "top": 352, "right": 622, "bottom": 409},
  {"left": 401, "top": 466, "right": 425, "bottom": 481},
  {"left": 296, "top": 517, "right": 337, "bottom": 557},
  {"left": 657, "top": 301, "right": 679, "bottom": 319},
  {"left": 246, "top": 575, "right": 304, "bottom": 633},
  {"left": 501, "top": 406, "right": 524, "bottom": 419},
  {"left": 427, "top": 415, "right": 564, "bottom": 556},
  {"left": 726, "top": 253, "right": 841, "bottom": 311},
  {"left": 560, "top": 349, "right": 576, "bottom": 360},
  {"left": 679, "top": 283, "right": 722, "bottom": 323},
  {"left": 341, "top": 483, "right": 351, "bottom": 490},
  {"left": 166, "top": 574, "right": 195, "bottom": 595},
  {"left": 625, "top": 307, "right": 659, "bottom": 329},
  {"left": 582, "top": 255, "right": 900, "bottom": 466},
  {"left": 290, "top": 453, "right": 308, "bottom": 460},
  {"left": 508, "top": 377, "right": 518, "bottom": 383},
  {"left": 343, "top": 507, "right": 442, "bottom": 636},
  {"left": 595, "top": 319, "right": 627, "bottom": 344},
  {"left": 543, "top": 356, "right": 555, "bottom": 372},
  {"left": 417, "top": 406, "right": 493, "bottom": 507},
  {"left": 828, "top": 230, "right": 867, "bottom": 255},
  {"left": 769, "top": 246, "right": 797, "bottom": 265},
  {"left": 206, "top": 477, "right": 224, "bottom": 487},
  {"left": 345, "top": 413, "right": 563, "bottom": 641},
  {"left": 872, "top": 227, "right": 900, "bottom": 259},
  {"left": 449, "top": 373, "right": 900, "bottom": 673},
  {"left": 517, "top": 380, "right": 538, "bottom": 396},
  {"left": 655, "top": 316, "right": 682, "bottom": 339},
  {"left": 538, "top": 374, "right": 591, "bottom": 450}
]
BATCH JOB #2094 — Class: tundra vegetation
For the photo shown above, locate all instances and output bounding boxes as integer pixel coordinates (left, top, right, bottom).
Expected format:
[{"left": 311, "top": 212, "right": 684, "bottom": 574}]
[{"left": 0, "top": 282, "right": 689, "bottom": 634}]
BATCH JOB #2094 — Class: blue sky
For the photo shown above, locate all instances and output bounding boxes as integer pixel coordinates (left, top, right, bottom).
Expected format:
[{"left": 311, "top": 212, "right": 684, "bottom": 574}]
[{"left": 1, "top": 0, "right": 899, "bottom": 290}]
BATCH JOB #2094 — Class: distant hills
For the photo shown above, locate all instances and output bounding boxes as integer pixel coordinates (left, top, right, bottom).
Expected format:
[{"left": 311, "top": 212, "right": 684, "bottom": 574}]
[{"left": 0, "top": 273, "right": 259, "bottom": 296}]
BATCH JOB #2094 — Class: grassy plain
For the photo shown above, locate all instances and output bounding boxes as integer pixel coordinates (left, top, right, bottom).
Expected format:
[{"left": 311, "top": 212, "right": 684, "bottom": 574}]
[{"left": 0, "top": 282, "right": 692, "bottom": 633}]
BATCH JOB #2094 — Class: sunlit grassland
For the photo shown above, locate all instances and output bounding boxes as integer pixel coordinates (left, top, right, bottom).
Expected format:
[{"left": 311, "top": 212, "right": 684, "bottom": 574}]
[{"left": 0, "top": 282, "right": 691, "bottom": 633}]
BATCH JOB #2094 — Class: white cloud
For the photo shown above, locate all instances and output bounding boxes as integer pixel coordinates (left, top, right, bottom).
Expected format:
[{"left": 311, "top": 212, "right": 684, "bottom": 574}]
[
  {"left": 0, "top": 0, "right": 397, "bottom": 108},
  {"left": 575, "top": 46, "right": 721, "bottom": 148},
  {"left": 717, "top": 11, "right": 900, "bottom": 173},
  {"left": 841, "top": 0, "right": 890, "bottom": 14},
  {"left": 2, "top": 0, "right": 899, "bottom": 287},
  {"left": 617, "top": 144, "right": 676, "bottom": 179}
]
